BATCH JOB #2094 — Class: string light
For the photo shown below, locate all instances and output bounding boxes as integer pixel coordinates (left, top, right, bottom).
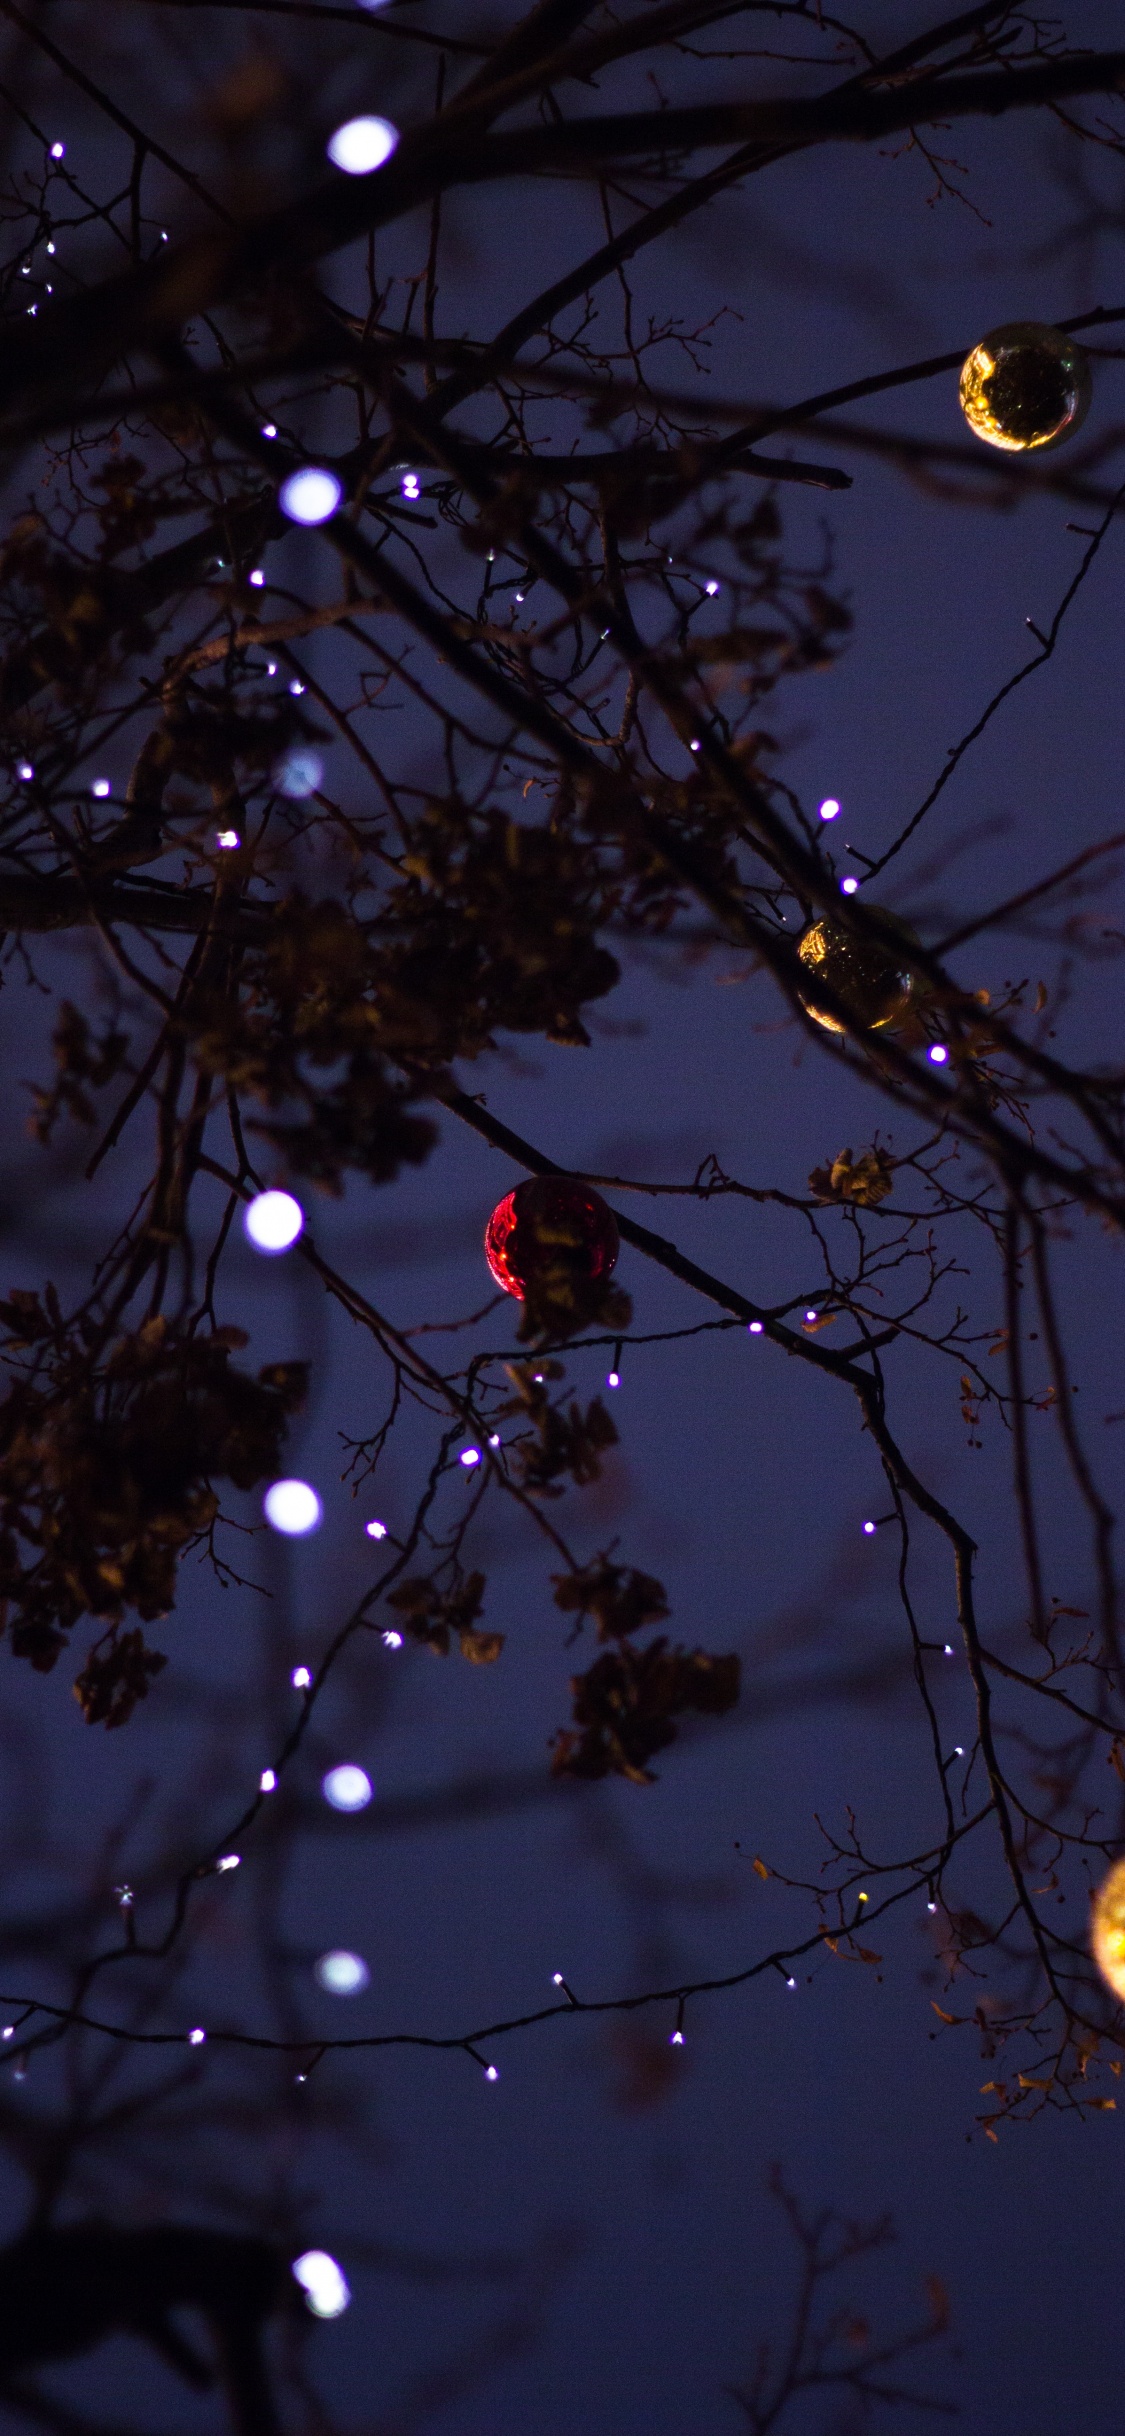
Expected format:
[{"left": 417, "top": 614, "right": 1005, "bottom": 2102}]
[
  {"left": 288, "top": 680, "right": 305, "bottom": 696},
  {"left": 315, "top": 1950, "right": 369, "bottom": 1995},
  {"left": 259, "top": 1769, "right": 277, "bottom": 1794},
  {"left": 215, "top": 828, "right": 240, "bottom": 850},
  {"left": 188, "top": 2027, "right": 206, "bottom": 2046},
  {"left": 0, "top": 2028, "right": 12, "bottom": 2041},
  {"left": 863, "top": 1520, "right": 876, "bottom": 1535},
  {"left": 484, "top": 2064, "right": 499, "bottom": 2081},
  {"left": 928, "top": 1043, "right": 949, "bottom": 1065},
  {"left": 487, "top": 1432, "right": 501, "bottom": 1447},
  {"left": 292, "top": 2251, "right": 351, "bottom": 2319},
  {"left": 322, "top": 1764, "right": 372, "bottom": 1813},
  {"left": 840, "top": 876, "right": 859, "bottom": 896},
  {"left": 274, "top": 747, "right": 323, "bottom": 801},
  {"left": 50, "top": 141, "right": 65, "bottom": 159},
  {"left": 944, "top": 1644, "right": 954, "bottom": 1656},
  {"left": 279, "top": 466, "right": 342, "bottom": 526},
  {"left": 818, "top": 797, "right": 840, "bottom": 821},
  {"left": 705, "top": 579, "right": 720, "bottom": 595},
  {"left": 606, "top": 1370, "right": 620, "bottom": 1388},
  {"left": 748, "top": 1321, "right": 763, "bottom": 1335},
  {"left": 261, "top": 423, "right": 278, "bottom": 439},
  {"left": 244, "top": 1189, "right": 304, "bottom": 1254},
  {"left": 216, "top": 1854, "right": 241, "bottom": 1873},
  {"left": 264, "top": 1479, "right": 322, "bottom": 1536},
  {"left": 670, "top": 2028, "right": 684, "bottom": 2046},
  {"left": 16, "top": 763, "right": 33, "bottom": 781},
  {"left": 459, "top": 1447, "right": 481, "bottom": 1468},
  {"left": 326, "top": 115, "right": 399, "bottom": 176},
  {"left": 382, "top": 1629, "right": 403, "bottom": 1649},
  {"left": 365, "top": 1518, "right": 387, "bottom": 1540},
  {"left": 248, "top": 568, "right": 265, "bottom": 587},
  {"left": 291, "top": 1666, "right": 312, "bottom": 1689},
  {"left": 786, "top": 1976, "right": 797, "bottom": 1989},
  {"left": 91, "top": 777, "right": 111, "bottom": 799},
  {"left": 400, "top": 472, "right": 421, "bottom": 500}
]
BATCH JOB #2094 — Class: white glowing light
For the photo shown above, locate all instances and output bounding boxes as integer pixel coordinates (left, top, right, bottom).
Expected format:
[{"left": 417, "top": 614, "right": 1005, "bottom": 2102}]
[
  {"left": 927, "top": 1901, "right": 937, "bottom": 1913},
  {"left": 267, "top": 663, "right": 278, "bottom": 677},
  {"left": 929, "top": 1043, "right": 949, "bottom": 1065},
  {"left": 91, "top": 777, "right": 111, "bottom": 798},
  {"left": 16, "top": 763, "right": 33, "bottom": 782},
  {"left": 840, "top": 876, "right": 859, "bottom": 896},
  {"left": 315, "top": 1949, "right": 369, "bottom": 1995},
  {"left": 264, "top": 1479, "right": 322, "bottom": 1537},
  {"left": 245, "top": 1189, "right": 304, "bottom": 1254},
  {"left": 279, "top": 466, "right": 342, "bottom": 526},
  {"left": 288, "top": 680, "right": 305, "bottom": 696},
  {"left": 705, "top": 579, "right": 720, "bottom": 596},
  {"left": 606, "top": 1370, "right": 620, "bottom": 1389},
  {"left": 188, "top": 2027, "right": 206, "bottom": 2046},
  {"left": 327, "top": 115, "right": 399, "bottom": 176},
  {"left": 944, "top": 1644, "right": 954, "bottom": 1656},
  {"left": 365, "top": 1518, "right": 387, "bottom": 1540},
  {"left": 249, "top": 568, "right": 265, "bottom": 587},
  {"left": 670, "top": 2029, "right": 684, "bottom": 2046},
  {"left": 259, "top": 1768, "right": 277, "bottom": 1794},
  {"left": 459, "top": 1447, "right": 481, "bottom": 1468},
  {"left": 291, "top": 1665, "right": 312, "bottom": 1690},
  {"left": 216, "top": 1854, "right": 240, "bottom": 1872},
  {"left": 748, "top": 1321, "right": 763, "bottom": 1336},
  {"left": 50, "top": 142, "right": 65, "bottom": 159},
  {"left": 275, "top": 747, "right": 323, "bottom": 801},
  {"left": 216, "top": 828, "right": 240, "bottom": 850},
  {"left": 401, "top": 472, "right": 420, "bottom": 500},
  {"left": 689, "top": 739, "right": 701, "bottom": 753},
  {"left": 552, "top": 1973, "right": 564, "bottom": 1986},
  {"left": 484, "top": 2064, "right": 499, "bottom": 2082},
  {"left": 818, "top": 796, "right": 840, "bottom": 821},
  {"left": 323, "top": 1764, "right": 372, "bottom": 1813},
  {"left": 953, "top": 1745, "right": 964, "bottom": 1757},
  {"left": 262, "top": 424, "right": 278, "bottom": 439},
  {"left": 46, "top": 242, "right": 55, "bottom": 256},
  {"left": 382, "top": 1629, "right": 403, "bottom": 1650},
  {"left": 1, "top": 2027, "right": 13, "bottom": 2040},
  {"left": 292, "top": 2250, "right": 351, "bottom": 2319},
  {"left": 863, "top": 1520, "right": 876, "bottom": 1535},
  {"left": 804, "top": 1309, "right": 818, "bottom": 1324},
  {"left": 786, "top": 1976, "right": 797, "bottom": 1989}
]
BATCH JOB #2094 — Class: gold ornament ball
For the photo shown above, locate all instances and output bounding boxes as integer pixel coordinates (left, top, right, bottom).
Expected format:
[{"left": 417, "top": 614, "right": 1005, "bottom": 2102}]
[
  {"left": 797, "top": 907, "right": 915, "bottom": 1036},
  {"left": 959, "top": 321, "right": 1091, "bottom": 454},
  {"left": 1091, "top": 1856, "right": 1125, "bottom": 2001}
]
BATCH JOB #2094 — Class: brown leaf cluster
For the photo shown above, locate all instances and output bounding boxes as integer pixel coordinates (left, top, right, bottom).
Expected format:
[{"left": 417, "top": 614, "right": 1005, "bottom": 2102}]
[
  {"left": 0, "top": 1308, "right": 306, "bottom": 1722},
  {"left": 551, "top": 1559, "right": 738, "bottom": 1782},
  {"left": 385, "top": 1569, "right": 504, "bottom": 1664},
  {"left": 808, "top": 1145, "right": 894, "bottom": 1206}
]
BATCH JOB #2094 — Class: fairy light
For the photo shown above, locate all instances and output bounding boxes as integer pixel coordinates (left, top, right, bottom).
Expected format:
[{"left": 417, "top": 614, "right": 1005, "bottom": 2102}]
[
  {"left": 215, "top": 828, "right": 240, "bottom": 850},
  {"left": 857, "top": 1891, "right": 869, "bottom": 1904},
  {"left": 291, "top": 1665, "right": 312, "bottom": 1690},
  {"left": 279, "top": 466, "right": 342, "bottom": 525},
  {"left": 16, "top": 763, "right": 33, "bottom": 782},
  {"left": 689, "top": 739, "right": 701, "bottom": 753},
  {"left": 929, "top": 1043, "right": 949, "bottom": 1065},
  {"left": 804, "top": 1309, "right": 818, "bottom": 1324},
  {"left": 401, "top": 472, "right": 421, "bottom": 500},
  {"left": 818, "top": 797, "right": 840, "bottom": 821},
  {"left": 863, "top": 1520, "right": 876, "bottom": 1536},
  {"left": 244, "top": 1189, "right": 304, "bottom": 1253},
  {"left": 188, "top": 2027, "right": 206, "bottom": 2046},
  {"left": 216, "top": 1854, "right": 240, "bottom": 1873},
  {"left": 927, "top": 1900, "right": 938, "bottom": 1913},
  {"left": 50, "top": 142, "right": 65, "bottom": 159},
  {"left": 327, "top": 115, "right": 399, "bottom": 175},
  {"left": 705, "top": 579, "right": 720, "bottom": 595},
  {"left": 322, "top": 1764, "right": 372, "bottom": 1813},
  {"left": 264, "top": 1479, "right": 322, "bottom": 1536},
  {"left": 292, "top": 2251, "right": 351, "bottom": 2319},
  {"left": 259, "top": 1769, "right": 277, "bottom": 1794},
  {"left": 315, "top": 1949, "right": 369, "bottom": 1995},
  {"left": 944, "top": 1644, "right": 954, "bottom": 1657},
  {"left": 840, "top": 876, "right": 859, "bottom": 896},
  {"left": 382, "top": 1629, "right": 403, "bottom": 1649},
  {"left": 487, "top": 1433, "right": 501, "bottom": 1447},
  {"left": 1, "top": 2028, "right": 12, "bottom": 2041},
  {"left": 606, "top": 1370, "right": 620, "bottom": 1389},
  {"left": 275, "top": 746, "right": 323, "bottom": 800},
  {"left": 786, "top": 1976, "right": 797, "bottom": 1989},
  {"left": 365, "top": 1518, "right": 387, "bottom": 1540},
  {"left": 459, "top": 1447, "right": 481, "bottom": 1469},
  {"left": 670, "top": 2029, "right": 684, "bottom": 2046},
  {"left": 748, "top": 1320, "right": 763, "bottom": 1335},
  {"left": 288, "top": 679, "right": 305, "bottom": 696},
  {"left": 91, "top": 777, "right": 111, "bottom": 798},
  {"left": 262, "top": 424, "right": 278, "bottom": 439},
  {"left": 248, "top": 568, "right": 265, "bottom": 587},
  {"left": 484, "top": 2064, "right": 499, "bottom": 2082}
]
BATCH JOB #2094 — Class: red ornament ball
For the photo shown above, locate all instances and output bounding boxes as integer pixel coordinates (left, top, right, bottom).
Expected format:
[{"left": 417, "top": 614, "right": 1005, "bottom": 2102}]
[{"left": 485, "top": 1176, "right": 619, "bottom": 1301}]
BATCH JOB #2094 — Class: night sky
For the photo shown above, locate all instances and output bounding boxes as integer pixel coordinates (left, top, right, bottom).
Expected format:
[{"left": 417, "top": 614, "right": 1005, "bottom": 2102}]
[{"left": 0, "top": 7, "right": 1123, "bottom": 2431}]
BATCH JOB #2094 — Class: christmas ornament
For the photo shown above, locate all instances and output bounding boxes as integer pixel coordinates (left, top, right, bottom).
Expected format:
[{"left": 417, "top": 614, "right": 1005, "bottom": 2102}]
[
  {"left": 1092, "top": 1856, "right": 1125, "bottom": 2001},
  {"left": 485, "top": 1176, "right": 619, "bottom": 1300},
  {"left": 959, "top": 321, "right": 1090, "bottom": 454},
  {"left": 797, "top": 908, "right": 915, "bottom": 1035}
]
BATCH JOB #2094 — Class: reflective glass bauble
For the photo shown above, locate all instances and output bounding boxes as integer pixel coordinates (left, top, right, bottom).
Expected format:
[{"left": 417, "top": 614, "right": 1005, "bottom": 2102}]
[
  {"left": 959, "top": 321, "right": 1091, "bottom": 453},
  {"left": 485, "top": 1176, "right": 619, "bottom": 1300},
  {"left": 1092, "top": 1856, "right": 1125, "bottom": 2002},
  {"left": 797, "top": 908, "right": 914, "bottom": 1035}
]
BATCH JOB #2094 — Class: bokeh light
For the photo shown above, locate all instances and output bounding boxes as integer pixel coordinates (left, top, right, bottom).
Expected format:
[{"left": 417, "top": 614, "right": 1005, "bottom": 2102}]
[
  {"left": 244, "top": 1190, "right": 304, "bottom": 1254},
  {"left": 327, "top": 115, "right": 399, "bottom": 175},
  {"left": 279, "top": 466, "right": 342, "bottom": 526},
  {"left": 292, "top": 2250, "right": 351, "bottom": 2318},
  {"left": 315, "top": 1949, "right": 369, "bottom": 1995},
  {"left": 322, "top": 1764, "right": 372, "bottom": 1813},
  {"left": 263, "top": 1479, "right": 322, "bottom": 1537}
]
